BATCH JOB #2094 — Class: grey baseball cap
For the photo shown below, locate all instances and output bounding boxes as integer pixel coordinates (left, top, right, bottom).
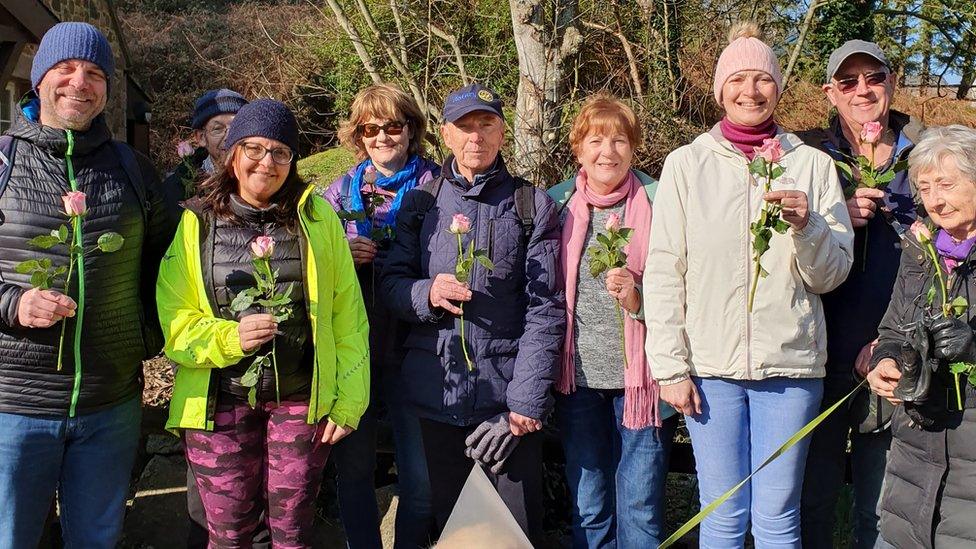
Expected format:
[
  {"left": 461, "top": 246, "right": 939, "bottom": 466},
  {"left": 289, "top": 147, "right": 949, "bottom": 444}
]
[{"left": 825, "top": 40, "right": 890, "bottom": 83}]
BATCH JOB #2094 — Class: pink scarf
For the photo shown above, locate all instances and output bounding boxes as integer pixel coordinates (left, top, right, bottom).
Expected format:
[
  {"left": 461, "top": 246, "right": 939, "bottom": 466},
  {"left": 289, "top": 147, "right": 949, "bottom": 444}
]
[{"left": 558, "top": 169, "right": 660, "bottom": 429}]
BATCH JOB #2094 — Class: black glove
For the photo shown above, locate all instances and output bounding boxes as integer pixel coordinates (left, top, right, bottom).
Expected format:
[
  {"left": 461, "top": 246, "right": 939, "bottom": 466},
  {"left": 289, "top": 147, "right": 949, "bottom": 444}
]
[
  {"left": 464, "top": 413, "right": 520, "bottom": 474},
  {"left": 894, "top": 324, "right": 935, "bottom": 403},
  {"left": 928, "top": 315, "right": 976, "bottom": 363}
]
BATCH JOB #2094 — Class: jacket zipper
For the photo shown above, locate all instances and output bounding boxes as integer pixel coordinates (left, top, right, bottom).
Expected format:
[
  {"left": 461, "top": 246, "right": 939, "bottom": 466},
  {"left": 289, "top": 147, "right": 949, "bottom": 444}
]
[
  {"left": 743, "top": 160, "right": 752, "bottom": 379},
  {"left": 65, "top": 130, "right": 85, "bottom": 418}
]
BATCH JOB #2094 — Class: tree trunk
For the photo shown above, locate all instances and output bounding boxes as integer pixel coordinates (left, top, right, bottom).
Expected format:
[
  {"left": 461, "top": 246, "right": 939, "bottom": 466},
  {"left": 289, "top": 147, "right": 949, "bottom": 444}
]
[
  {"left": 508, "top": 0, "right": 582, "bottom": 184},
  {"left": 782, "top": 0, "right": 820, "bottom": 87},
  {"left": 957, "top": 33, "right": 976, "bottom": 100}
]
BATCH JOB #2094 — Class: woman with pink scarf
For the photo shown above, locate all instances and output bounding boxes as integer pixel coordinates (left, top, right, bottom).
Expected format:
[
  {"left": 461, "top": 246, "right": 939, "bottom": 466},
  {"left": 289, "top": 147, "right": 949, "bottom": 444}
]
[{"left": 547, "top": 94, "right": 677, "bottom": 548}]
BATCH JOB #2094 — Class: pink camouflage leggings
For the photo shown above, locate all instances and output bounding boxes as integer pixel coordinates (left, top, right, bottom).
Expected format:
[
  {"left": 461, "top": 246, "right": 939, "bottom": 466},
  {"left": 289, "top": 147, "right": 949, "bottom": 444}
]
[{"left": 184, "top": 399, "right": 331, "bottom": 549}]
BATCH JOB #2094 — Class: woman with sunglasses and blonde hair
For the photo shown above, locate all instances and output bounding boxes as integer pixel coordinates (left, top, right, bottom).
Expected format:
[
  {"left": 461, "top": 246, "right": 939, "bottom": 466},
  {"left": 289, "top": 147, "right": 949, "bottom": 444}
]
[
  {"left": 323, "top": 83, "right": 440, "bottom": 548},
  {"left": 158, "top": 99, "right": 369, "bottom": 547}
]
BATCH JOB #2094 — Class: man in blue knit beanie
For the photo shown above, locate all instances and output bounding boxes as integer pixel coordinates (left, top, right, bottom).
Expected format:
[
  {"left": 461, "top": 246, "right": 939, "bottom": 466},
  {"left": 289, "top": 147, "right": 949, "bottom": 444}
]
[
  {"left": 30, "top": 21, "right": 115, "bottom": 131},
  {"left": 0, "top": 21, "right": 180, "bottom": 548}
]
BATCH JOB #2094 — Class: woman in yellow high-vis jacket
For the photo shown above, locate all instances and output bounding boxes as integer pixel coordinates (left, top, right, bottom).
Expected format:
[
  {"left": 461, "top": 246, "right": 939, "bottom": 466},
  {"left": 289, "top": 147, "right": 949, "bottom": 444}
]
[{"left": 156, "top": 99, "right": 369, "bottom": 547}]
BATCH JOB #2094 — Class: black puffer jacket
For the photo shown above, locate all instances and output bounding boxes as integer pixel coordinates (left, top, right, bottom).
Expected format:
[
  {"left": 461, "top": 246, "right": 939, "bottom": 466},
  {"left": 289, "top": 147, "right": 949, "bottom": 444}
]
[
  {"left": 185, "top": 196, "right": 312, "bottom": 403},
  {"left": 872, "top": 233, "right": 976, "bottom": 548},
  {"left": 0, "top": 106, "right": 179, "bottom": 417}
]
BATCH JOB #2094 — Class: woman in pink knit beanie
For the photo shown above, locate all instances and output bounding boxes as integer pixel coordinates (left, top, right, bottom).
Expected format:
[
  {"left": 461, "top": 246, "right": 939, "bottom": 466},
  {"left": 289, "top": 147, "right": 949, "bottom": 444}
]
[{"left": 644, "top": 23, "right": 853, "bottom": 548}]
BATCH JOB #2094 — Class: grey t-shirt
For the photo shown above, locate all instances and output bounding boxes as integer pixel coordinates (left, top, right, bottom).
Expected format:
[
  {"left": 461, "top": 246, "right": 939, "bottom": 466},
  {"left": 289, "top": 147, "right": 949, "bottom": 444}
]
[{"left": 564, "top": 201, "right": 628, "bottom": 389}]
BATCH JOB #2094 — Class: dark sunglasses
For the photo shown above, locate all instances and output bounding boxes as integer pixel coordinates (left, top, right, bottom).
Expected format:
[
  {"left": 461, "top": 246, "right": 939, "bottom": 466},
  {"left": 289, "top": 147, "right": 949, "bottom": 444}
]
[
  {"left": 833, "top": 70, "right": 889, "bottom": 94},
  {"left": 358, "top": 121, "right": 406, "bottom": 138},
  {"left": 239, "top": 142, "right": 294, "bottom": 165}
]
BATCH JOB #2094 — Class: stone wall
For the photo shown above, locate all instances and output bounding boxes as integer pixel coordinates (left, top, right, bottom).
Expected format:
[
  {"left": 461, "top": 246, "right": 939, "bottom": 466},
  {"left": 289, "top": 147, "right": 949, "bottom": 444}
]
[{"left": 40, "top": 0, "right": 128, "bottom": 138}]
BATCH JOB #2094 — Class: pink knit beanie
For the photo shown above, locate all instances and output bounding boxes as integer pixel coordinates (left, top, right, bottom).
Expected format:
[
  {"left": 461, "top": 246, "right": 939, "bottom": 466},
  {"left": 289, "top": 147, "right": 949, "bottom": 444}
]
[{"left": 712, "top": 23, "right": 782, "bottom": 104}]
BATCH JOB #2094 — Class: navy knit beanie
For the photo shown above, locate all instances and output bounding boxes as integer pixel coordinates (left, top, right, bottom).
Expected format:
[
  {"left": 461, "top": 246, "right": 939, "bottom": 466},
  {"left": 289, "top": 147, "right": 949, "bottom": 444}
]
[
  {"left": 31, "top": 22, "right": 115, "bottom": 90},
  {"left": 191, "top": 89, "right": 248, "bottom": 129},
  {"left": 224, "top": 99, "right": 300, "bottom": 153}
]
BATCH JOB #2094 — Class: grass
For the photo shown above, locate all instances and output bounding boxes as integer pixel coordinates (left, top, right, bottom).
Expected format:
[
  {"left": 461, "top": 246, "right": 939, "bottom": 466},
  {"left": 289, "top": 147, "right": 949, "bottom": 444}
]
[{"left": 298, "top": 147, "right": 358, "bottom": 190}]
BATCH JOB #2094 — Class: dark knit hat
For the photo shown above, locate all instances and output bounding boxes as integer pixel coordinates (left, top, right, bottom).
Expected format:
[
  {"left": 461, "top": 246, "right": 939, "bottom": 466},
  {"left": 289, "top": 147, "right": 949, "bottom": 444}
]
[
  {"left": 31, "top": 22, "right": 115, "bottom": 90},
  {"left": 224, "top": 99, "right": 299, "bottom": 152},
  {"left": 191, "top": 89, "right": 248, "bottom": 129}
]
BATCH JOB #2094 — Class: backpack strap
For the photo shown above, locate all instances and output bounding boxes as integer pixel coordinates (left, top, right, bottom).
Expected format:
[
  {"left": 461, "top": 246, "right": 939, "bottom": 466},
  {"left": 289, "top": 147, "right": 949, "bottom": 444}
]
[
  {"left": 111, "top": 141, "right": 149, "bottom": 224},
  {"left": 513, "top": 178, "right": 536, "bottom": 242},
  {"left": 0, "top": 135, "right": 17, "bottom": 203}
]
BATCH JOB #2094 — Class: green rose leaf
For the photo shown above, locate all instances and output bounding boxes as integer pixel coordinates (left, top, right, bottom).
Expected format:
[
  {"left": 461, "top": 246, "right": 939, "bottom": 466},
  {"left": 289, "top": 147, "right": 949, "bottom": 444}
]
[
  {"left": 949, "top": 362, "right": 971, "bottom": 374},
  {"left": 748, "top": 157, "right": 767, "bottom": 177},
  {"left": 774, "top": 219, "right": 790, "bottom": 234},
  {"left": 891, "top": 159, "right": 909, "bottom": 173},
  {"left": 15, "top": 260, "right": 41, "bottom": 274},
  {"left": 230, "top": 291, "right": 255, "bottom": 313},
  {"left": 617, "top": 228, "right": 633, "bottom": 242},
  {"left": 951, "top": 296, "right": 969, "bottom": 317},
  {"left": 474, "top": 254, "right": 495, "bottom": 271},
  {"left": 770, "top": 165, "right": 785, "bottom": 181},
  {"left": 97, "top": 232, "right": 125, "bottom": 253},
  {"left": 926, "top": 285, "right": 936, "bottom": 305},
  {"left": 876, "top": 170, "right": 896, "bottom": 185},
  {"left": 28, "top": 235, "right": 62, "bottom": 249},
  {"left": 589, "top": 257, "right": 607, "bottom": 278},
  {"left": 30, "top": 270, "right": 50, "bottom": 289},
  {"left": 247, "top": 387, "right": 257, "bottom": 408}
]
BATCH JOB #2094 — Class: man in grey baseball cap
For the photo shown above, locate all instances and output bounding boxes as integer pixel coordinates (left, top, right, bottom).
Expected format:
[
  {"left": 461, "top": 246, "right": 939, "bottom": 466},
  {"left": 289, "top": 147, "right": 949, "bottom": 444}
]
[{"left": 797, "top": 39, "right": 923, "bottom": 549}]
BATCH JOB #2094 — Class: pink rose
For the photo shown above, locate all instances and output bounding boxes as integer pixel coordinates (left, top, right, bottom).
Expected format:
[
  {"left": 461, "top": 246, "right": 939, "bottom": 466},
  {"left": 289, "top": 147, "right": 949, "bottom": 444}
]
[
  {"left": 605, "top": 213, "right": 621, "bottom": 232},
  {"left": 860, "top": 121, "right": 883, "bottom": 145},
  {"left": 250, "top": 235, "right": 275, "bottom": 259},
  {"left": 364, "top": 165, "right": 377, "bottom": 184},
  {"left": 449, "top": 214, "right": 472, "bottom": 235},
  {"left": 754, "top": 138, "right": 784, "bottom": 164},
  {"left": 910, "top": 220, "right": 932, "bottom": 244},
  {"left": 176, "top": 140, "right": 194, "bottom": 158},
  {"left": 62, "top": 191, "right": 87, "bottom": 217}
]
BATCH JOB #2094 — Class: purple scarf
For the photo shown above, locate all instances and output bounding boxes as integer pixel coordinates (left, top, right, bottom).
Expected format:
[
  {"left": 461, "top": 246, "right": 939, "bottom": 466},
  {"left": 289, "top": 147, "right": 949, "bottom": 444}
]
[{"left": 935, "top": 229, "right": 976, "bottom": 273}]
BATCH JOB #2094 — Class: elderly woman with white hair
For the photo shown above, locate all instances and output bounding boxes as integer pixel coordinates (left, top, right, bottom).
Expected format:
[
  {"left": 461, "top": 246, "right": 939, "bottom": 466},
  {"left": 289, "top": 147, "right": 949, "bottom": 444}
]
[{"left": 868, "top": 124, "right": 976, "bottom": 549}]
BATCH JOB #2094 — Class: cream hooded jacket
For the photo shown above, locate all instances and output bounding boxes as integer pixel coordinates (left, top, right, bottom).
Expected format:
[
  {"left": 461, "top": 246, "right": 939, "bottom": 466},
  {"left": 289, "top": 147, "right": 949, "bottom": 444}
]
[{"left": 643, "top": 126, "right": 853, "bottom": 384}]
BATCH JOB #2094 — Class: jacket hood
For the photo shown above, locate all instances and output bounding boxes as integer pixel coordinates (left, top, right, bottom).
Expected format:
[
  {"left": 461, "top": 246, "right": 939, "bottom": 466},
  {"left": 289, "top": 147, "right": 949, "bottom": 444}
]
[{"left": 8, "top": 98, "right": 111, "bottom": 157}]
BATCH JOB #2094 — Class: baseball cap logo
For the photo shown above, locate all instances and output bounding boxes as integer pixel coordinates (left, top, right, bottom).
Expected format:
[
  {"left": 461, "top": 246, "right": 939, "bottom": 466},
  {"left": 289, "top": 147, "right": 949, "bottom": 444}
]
[{"left": 478, "top": 89, "right": 494, "bottom": 102}]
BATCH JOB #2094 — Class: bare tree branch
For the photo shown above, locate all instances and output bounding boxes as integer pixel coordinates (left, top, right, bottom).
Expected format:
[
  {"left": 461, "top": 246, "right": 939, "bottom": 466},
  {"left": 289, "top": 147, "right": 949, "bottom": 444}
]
[
  {"left": 581, "top": 20, "right": 643, "bottom": 96},
  {"left": 782, "top": 0, "right": 820, "bottom": 87},
  {"left": 320, "top": 0, "right": 383, "bottom": 84}
]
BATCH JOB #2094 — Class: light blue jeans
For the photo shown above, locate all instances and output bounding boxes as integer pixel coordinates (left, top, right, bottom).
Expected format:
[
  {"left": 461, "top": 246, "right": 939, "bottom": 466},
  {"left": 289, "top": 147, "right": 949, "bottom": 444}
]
[
  {"left": 685, "top": 376, "right": 823, "bottom": 549},
  {"left": 0, "top": 397, "right": 141, "bottom": 549}
]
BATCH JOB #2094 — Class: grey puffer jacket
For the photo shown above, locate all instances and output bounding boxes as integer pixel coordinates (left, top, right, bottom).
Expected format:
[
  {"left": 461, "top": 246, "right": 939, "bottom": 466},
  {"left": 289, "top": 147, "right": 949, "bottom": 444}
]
[
  {"left": 380, "top": 155, "right": 565, "bottom": 426},
  {"left": 872, "top": 232, "right": 976, "bottom": 548},
  {"left": 0, "top": 105, "right": 178, "bottom": 417}
]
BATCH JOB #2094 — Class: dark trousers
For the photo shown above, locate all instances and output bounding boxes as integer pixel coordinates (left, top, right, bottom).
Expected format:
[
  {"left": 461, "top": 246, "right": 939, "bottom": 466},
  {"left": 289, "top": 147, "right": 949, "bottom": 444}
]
[
  {"left": 331, "top": 405, "right": 382, "bottom": 549},
  {"left": 419, "top": 417, "right": 544, "bottom": 546},
  {"left": 801, "top": 374, "right": 892, "bottom": 549}
]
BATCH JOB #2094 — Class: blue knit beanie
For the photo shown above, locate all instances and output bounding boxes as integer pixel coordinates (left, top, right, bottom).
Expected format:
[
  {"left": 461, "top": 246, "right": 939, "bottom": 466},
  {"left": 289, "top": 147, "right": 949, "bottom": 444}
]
[
  {"left": 191, "top": 89, "right": 248, "bottom": 129},
  {"left": 224, "top": 99, "right": 299, "bottom": 152},
  {"left": 31, "top": 22, "right": 115, "bottom": 90}
]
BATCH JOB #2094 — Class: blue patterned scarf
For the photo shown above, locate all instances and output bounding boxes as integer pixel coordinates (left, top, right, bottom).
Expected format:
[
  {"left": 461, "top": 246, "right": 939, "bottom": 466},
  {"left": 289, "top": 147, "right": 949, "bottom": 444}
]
[{"left": 348, "top": 155, "right": 421, "bottom": 237}]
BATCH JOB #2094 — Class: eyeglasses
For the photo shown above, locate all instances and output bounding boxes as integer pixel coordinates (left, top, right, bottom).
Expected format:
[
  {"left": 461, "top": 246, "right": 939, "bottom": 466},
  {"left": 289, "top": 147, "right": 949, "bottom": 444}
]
[
  {"left": 358, "top": 121, "right": 406, "bottom": 138},
  {"left": 833, "top": 71, "right": 889, "bottom": 94},
  {"left": 239, "top": 142, "right": 294, "bottom": 165},
  {"left": 205, "top": 123, "right": 228, "bottom": 140}
]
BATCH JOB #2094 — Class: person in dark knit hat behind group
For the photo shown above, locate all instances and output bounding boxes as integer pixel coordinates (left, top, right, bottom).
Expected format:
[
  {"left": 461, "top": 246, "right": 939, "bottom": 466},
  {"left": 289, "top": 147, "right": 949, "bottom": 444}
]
[
  {"left": 0, "top": 22, "right": 179, "bottom": 548},
  {"left": 164, "top": 88, "right": 248, "bottom": 201},
  {"left": 157, "top": 99, "right": 370, "bottom": 547}
]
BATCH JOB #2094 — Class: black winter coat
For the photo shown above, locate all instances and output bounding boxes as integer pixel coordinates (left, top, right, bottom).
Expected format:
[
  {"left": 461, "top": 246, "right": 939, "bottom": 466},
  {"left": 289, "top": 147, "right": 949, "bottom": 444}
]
[
  {"left": 872, "top": 232, "right": 976, "bottom": 548},
  {"left": 0, "top": 106, "right": 179, "bottom": 417}
]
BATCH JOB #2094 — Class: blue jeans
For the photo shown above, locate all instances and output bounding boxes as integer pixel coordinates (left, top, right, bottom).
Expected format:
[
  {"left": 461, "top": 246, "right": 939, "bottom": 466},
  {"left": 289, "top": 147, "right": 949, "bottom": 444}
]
[
  {"left": 0, "top": 397, "right": 141, "bottom": 549},
  {"left": 556, "top": 387, "right": 678, "bottom": 548},
  {"left": 802, "top": 372, "right": 891, "bottom": 549},
  {"left": 685, "top": 377, "right": 823, "bottom": 549}
]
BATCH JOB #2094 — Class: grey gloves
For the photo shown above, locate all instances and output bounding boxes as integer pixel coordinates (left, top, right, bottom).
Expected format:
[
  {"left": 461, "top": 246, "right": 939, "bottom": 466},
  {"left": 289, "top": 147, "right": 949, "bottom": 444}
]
[{"left": 465, "top": 412, "right": 520, "bottom": 474}]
